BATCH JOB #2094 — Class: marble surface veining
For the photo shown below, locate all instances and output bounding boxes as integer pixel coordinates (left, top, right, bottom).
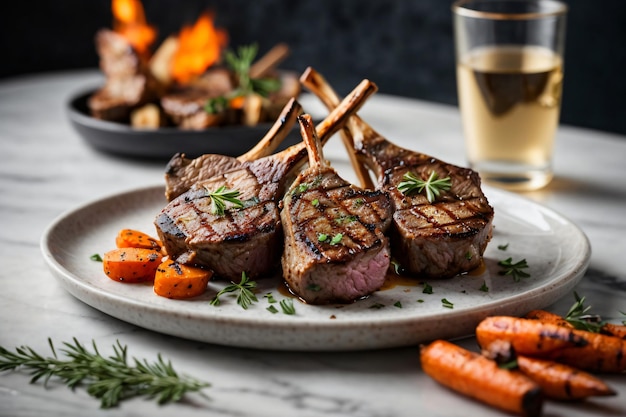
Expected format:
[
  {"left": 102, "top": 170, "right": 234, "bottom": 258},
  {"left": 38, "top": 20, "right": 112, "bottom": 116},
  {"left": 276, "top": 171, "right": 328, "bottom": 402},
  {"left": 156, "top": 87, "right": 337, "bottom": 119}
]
[{"left": 0, "top": 71, "right": 624, "bottom": 417}]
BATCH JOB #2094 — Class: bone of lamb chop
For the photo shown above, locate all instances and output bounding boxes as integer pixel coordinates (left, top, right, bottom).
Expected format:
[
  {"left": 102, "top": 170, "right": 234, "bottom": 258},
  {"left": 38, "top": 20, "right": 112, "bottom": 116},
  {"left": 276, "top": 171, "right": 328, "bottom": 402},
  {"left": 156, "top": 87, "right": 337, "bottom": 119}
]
[
  {"left": 164, "top": 97, "right": 303, "bottom": 201},
  {"left": 300, "top": 67, "right": 494, "bottom": 279},
  {"left": 281, "top": 114, "right": 392, "bottom": 304},
  {"left": 155, "top": 79, "right": 378, "bottom": 280}
]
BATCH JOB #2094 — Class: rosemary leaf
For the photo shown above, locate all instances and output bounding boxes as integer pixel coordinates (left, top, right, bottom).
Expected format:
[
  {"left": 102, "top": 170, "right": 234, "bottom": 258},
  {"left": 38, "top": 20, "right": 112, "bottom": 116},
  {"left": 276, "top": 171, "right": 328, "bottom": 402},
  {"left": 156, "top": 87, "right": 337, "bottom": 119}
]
[{"left": 0, "top": 338, "right": 209, "bottom": 409}]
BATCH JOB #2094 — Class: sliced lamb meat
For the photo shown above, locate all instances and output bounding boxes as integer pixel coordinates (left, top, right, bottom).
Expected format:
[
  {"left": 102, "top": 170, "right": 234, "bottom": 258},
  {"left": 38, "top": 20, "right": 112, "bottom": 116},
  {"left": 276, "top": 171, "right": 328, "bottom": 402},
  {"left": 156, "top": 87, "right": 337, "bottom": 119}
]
[
  {"left": 163, "top": 97, "right": 303, "bottom": 201},
  {"left": 155, "top": 80, "right": 378, "bottom": 280},
  {"left": 281, "top": 114, "right": 392, "bottom": 304},
  {"left": 300, "top": 67, "right": 494, "bottom": 279}
]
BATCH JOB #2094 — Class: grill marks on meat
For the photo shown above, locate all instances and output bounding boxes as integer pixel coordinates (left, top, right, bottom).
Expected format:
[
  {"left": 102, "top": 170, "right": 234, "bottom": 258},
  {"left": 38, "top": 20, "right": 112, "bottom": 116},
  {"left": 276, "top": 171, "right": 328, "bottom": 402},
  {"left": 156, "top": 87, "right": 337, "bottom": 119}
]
[
  {"left": 300, "top": 67, "right": 494, "bottom": 279},
  {"left": 281, "top": 114, "right": 392, "bottom": 304},
  {"left": 164, "top": 98, "right": 303, "bottom": 201},
  {"left": 155, "top": 80, "right": 378, "bottom": 280}
]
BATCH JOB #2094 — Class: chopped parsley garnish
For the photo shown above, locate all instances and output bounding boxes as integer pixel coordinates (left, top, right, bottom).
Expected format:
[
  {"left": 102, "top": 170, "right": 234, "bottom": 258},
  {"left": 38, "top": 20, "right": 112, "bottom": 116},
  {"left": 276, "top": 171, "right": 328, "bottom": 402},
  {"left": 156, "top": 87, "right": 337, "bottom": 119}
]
[
  {"left": 441, "top": 298, "right": 454, "bottom": 309},
  {"left": 393, "top": 301, "right": 402, "bottom": 308},
  {"left": 311, "top": 198, "right": 319, "bottom": 207},
  {"left": 479, "top": 281, "right": 489, "bottom": 292},
  {"left": 90, "top": 254, "right": 103, "bottom": 262},
  {"left": 497, "top": 243, "right": 509, "bottom": 251},
  {"left": 279, "top": 299, "right": 296, "bottom": 315},
  {"left": 498, "top": 257, "right": 530, "bottom": 282},
  {"left": 330, "top": 233, "right": 343, "bottom": 245},
  {"left": 317, "top": 233, "right": 328, "bottom": 243},
  {"left": 210, "top": 272, "right": 257, "bottom": 309},
  {"left": 422, "top": 283, "right": 433, "bottom": 294},
  {"left": 263, "top": 293, "right": 277, "bottom": 303},
  {"left": 266, "top": 305, "right": 279, "bottom": 314},
  {"left": 369, "top": 303, "right": 385, "bottom": 310}
]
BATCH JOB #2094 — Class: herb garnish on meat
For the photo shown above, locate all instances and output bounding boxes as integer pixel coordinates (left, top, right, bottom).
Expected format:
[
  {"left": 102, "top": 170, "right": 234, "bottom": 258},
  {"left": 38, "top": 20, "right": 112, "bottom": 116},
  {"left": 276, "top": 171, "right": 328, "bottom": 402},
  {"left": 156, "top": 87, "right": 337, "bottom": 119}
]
[{"left": 397, "top": 170, "right": 452, "bottom": 203}]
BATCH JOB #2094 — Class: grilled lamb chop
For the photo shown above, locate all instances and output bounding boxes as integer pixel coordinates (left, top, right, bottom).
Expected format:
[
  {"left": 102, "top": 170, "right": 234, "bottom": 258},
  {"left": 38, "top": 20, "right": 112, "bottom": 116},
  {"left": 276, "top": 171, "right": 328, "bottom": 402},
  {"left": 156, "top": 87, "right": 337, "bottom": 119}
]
[
  {"left": 155, "top": 79, "right": 378, "bottom": 280},
  {"left": 300, "top": 67, "right": 494, "bottom": 278},
  {"left": 281, "top": 115, "right": 392, "bottom": 304},
  {"left": 164, "top": 97, "right": 303, "bottom": 201}
]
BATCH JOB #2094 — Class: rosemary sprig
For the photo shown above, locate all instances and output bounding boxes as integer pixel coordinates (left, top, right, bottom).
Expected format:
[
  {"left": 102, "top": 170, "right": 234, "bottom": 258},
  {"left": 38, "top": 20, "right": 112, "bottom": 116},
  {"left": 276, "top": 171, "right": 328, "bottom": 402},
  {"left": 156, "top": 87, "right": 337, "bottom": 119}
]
[
  {"left": 210, "top": 272, "right": 258, "bottom": 309},
  {"left": 397, "top": 171, "right": 451, "bottom": 203},
  {"left": 497, "top": 257, "right": 530, "bottom": 282},
  {"left": 565, "top": 292, "right": 604, "bottom": 332},
  {"left": 0, "top": 338, "right": 209, "bottom": 409},
  {"left": 205, "top": 185, "right": 243, "bottom": 216},
  {"left": 205, "top": 44, "right": 281, "bottom": 114}
]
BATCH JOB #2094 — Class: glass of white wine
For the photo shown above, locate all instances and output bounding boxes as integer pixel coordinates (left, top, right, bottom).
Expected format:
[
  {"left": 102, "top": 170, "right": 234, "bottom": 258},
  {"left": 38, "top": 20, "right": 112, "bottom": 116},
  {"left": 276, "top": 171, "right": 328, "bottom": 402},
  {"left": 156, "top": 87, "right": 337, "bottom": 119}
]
[{"left": 452, "top": 0, "right": 567, "bottom": 191}]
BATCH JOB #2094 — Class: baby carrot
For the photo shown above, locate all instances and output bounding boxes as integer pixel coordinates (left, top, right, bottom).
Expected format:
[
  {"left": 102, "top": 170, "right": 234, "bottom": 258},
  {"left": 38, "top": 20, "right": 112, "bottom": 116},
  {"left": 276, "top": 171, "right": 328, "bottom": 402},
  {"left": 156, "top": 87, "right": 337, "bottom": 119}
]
[
  {"left": 601, "top": 323, "right": 626, "bottom": 340},
  {"left": 115, "top": 228, "right": 162, "bottom": 250},
  {"left": 545, "top": 330, "right": 626, "bottom": 373},
  {"left": 476, "top": 316, "right": 588, "bottom": 355},
  {"left": 103, "top": 247, "right": 163, "bottom": 283},
  {"left": 154, "top": 260, "right": 212, "bottom": 299},
  {"left": 525, "top": 310, "right": 571, "bottom": 328},
  {"left": 420, "top": 340, "right": 543, "bottom": 417},
  {"left": 527, "top": 308, "right": 626, "bottom": 340},
  {"left": 516, "top": 355, "right": 616, "bottom": 400}
]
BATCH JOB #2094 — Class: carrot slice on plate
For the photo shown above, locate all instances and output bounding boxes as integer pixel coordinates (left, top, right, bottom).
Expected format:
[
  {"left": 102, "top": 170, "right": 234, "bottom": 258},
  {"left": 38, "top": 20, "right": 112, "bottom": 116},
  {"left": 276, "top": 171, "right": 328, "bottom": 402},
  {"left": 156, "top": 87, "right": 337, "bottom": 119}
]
[
  {"left": 103, "top": 247, "right": 162, "bottom": 283},
  {"left": 154, "top": 260, "right": 212, "bottom": 299},
  {"left": 115, "top": 229, "right": 162, "bottom": 250}
]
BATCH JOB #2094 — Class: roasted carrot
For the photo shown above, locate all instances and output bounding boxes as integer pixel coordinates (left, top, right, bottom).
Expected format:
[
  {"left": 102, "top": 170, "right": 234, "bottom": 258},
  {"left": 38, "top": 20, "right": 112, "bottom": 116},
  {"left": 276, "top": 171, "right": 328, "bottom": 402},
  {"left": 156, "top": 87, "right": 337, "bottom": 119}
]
[
  {"left": 420, "top": 340, "right": 543, "bottom": 417},
  {"left": 544, "top": 330, "right": 626, "bottom": 373},
  {"left": 516, "top": 355, "right": 616, "bottom": 400},
  {"left": 525, "top": 310, "right": 571, "bottom": 328},
  {"left": 153, "top": 260, "right": 212, "bottom": 299},
  {"left": 476, "top": 316, "right": 588, "bottom": 355},
  {"left": 115, "top": 228, "right": 162, "bottom": 250},
  {"left": 103, "top": 248, "right": 163, "bottom": 283},
  {"left": 601, "top": 323, "right": 626, "bottom": 340}
]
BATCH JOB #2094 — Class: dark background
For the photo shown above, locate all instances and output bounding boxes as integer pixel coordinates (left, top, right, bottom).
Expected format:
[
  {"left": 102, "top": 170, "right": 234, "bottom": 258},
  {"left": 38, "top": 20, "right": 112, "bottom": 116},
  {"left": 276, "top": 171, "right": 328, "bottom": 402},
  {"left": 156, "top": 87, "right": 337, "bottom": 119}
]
[{"left": 1, "top": 0, "right": 624, "bottom": 135}]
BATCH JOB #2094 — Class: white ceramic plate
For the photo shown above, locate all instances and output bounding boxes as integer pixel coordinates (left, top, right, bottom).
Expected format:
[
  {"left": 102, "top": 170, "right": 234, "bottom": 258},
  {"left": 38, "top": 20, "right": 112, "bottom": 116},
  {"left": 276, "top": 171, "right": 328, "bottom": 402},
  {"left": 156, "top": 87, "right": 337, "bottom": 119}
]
[{"left": 41, "top": 185, "right": 590, "bottom": 351}]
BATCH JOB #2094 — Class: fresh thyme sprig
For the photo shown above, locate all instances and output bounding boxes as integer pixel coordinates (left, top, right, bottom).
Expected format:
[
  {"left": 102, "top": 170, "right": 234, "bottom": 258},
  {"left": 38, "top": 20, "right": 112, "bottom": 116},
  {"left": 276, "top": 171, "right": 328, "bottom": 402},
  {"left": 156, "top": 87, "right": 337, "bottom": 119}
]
[
  {"left": 497, "top": 257, "right": 530, "bottom": 282},
  {"left": 210, "top": 272, "right": 258, "bottom": 309},
  {"left": 565, "top": 292, "right": 604, "bottom": 332},
  {"left": 0, "top": 338, "right": 209, "bottom": 409},
  {"left": 206, "top": 185, "right": 243, "bottom": 216},
  {"left": 397, "top": 170, "right": 451, "bottom": 203}
]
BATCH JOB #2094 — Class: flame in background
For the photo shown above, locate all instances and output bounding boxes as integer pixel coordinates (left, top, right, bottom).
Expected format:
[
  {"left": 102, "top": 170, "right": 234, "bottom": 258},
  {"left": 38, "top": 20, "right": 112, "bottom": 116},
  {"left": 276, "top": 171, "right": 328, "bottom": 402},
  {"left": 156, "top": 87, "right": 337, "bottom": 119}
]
[
  {"left": 171, "top": 12, "right": 228, "bottom": 84},
  {"left": 112, "top": 0, "right": 156, "bottom": 54}
]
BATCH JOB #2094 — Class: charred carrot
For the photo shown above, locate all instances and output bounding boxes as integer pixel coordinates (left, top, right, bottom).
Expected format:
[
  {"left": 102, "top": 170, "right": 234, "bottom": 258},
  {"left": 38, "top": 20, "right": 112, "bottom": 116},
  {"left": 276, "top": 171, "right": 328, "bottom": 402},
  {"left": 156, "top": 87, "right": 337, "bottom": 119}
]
[
  {"left": 103, "top": 248, "right": 162, "bottom": 283},
  {"left": 601, "top": 323, "right": 626, "bottom": 340},
  {"left": 525, "top": 310, "right": 571, "bottom": 328},
  {"left": 527, "top": 309, "right": 626, "bottom": 340},
  {"left": 545, "top": 330, "right": 626, "bottom": 373},
  {"left": 476, "top": 316, "right": 588, "bottom": 355},
  {"left": 420, "top": 340, "right": 543, "bottom": 417},
  {"left": 115, "top": 228, "right": 162, "bottom": 250},
  {"left": 516, "top": 355, "right": 616, "bottom": 400},
  {"left": 154, "top": 260, "right": 212, "bottom": 299}
]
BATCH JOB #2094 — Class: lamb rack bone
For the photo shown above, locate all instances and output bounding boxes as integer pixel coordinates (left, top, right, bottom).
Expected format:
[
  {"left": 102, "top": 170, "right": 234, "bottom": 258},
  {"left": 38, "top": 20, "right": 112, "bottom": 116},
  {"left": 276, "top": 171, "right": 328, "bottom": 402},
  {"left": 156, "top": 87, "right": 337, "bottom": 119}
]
[
  {"left": 280, "top": 113, "right": 392, "bottom": 304},
  {"left": 155, "top": 80, "right": 378, "bottom": 280},
  {"left": 164, "top": 97, "right": 303, "bottom": 201},
  {"left": 300, "top": 67, "right": 494, "bottom": 279}
]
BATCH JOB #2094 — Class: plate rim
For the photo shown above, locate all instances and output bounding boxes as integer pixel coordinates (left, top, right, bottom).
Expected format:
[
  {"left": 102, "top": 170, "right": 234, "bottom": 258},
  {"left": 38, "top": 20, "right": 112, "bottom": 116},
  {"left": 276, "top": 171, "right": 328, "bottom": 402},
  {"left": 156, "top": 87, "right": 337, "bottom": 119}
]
[{"left": 40, "top": 184, "right": 591, "bottom": 349}]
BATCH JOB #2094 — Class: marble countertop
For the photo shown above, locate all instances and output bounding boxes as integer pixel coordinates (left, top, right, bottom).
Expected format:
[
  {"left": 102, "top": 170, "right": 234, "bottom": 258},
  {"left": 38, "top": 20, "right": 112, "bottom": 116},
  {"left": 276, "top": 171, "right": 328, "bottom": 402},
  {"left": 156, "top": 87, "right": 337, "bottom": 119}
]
[{"left": 0, "top": 70, "right": 624, "bottom": 417}]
